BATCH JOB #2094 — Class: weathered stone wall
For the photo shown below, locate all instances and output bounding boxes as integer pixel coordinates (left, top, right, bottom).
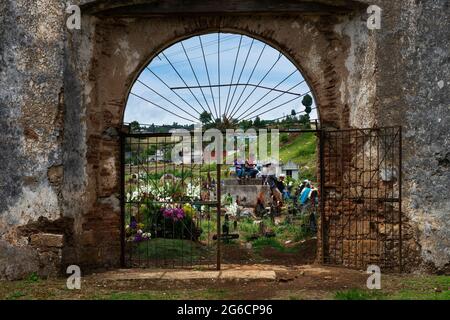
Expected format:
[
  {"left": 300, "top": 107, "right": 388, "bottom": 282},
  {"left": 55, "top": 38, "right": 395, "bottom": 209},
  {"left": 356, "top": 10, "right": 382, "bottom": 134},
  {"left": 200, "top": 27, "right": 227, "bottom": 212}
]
[
  {"left": 374, "top": 0, "right": 450, "bottom": 273},
  {"left": 0, "top": 0, "right": 67, "bottom": 279},
  {"left": 1, "top": 0, "right": 449, "bottom": 279}
]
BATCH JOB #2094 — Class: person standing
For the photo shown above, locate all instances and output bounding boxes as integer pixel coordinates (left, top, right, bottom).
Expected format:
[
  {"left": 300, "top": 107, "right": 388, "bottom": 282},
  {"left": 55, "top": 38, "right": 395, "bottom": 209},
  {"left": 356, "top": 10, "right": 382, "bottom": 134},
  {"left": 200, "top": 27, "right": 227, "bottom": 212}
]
[{"left": 299, "top": 183, "right": 312, "bottom": 215}]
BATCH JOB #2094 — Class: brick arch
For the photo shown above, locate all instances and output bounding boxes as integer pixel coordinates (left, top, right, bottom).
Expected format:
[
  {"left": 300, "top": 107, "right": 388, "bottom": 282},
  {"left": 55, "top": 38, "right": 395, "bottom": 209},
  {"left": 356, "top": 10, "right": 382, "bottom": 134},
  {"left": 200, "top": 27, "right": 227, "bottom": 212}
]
[
  {"left": 75, "top": 13, "right": 353, "bottom": 269},
  {"left": 120, "top": 29, "right": 323, "bottom": 125},
  {"left": 117, "top": 22, "right": 348, "bottom": 129}
]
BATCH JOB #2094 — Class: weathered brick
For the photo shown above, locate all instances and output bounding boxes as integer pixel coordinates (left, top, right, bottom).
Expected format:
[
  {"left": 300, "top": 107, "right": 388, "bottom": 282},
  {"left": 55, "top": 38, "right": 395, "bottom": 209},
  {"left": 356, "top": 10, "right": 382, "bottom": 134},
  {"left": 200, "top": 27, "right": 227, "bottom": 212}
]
[{"left": 30, "top": 233, "right": 64, "bottom": 248}]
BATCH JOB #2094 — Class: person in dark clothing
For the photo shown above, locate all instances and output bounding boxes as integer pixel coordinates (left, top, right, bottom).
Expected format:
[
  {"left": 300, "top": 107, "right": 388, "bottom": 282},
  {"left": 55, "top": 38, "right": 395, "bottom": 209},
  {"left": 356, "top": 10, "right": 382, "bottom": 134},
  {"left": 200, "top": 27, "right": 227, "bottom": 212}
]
[
  {"left": 276, "top": 174, "right": 290, "bottom": 199},
  {"left": 244, "top": 159, "right": 259, "bottom": 178},
  {"left": 234, "top": 159, "right": 244, "bottom": 179}
]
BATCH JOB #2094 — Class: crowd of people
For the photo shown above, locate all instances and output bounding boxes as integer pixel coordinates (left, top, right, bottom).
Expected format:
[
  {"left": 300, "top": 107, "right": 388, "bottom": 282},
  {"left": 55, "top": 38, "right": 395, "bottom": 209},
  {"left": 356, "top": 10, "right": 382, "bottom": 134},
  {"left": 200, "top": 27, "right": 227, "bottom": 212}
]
[
  {"left": 233, "top": 159, "right": 259, "bottom": 179},
  {"left": 232, "top": 158, "right": 318, "bottom": 233}
]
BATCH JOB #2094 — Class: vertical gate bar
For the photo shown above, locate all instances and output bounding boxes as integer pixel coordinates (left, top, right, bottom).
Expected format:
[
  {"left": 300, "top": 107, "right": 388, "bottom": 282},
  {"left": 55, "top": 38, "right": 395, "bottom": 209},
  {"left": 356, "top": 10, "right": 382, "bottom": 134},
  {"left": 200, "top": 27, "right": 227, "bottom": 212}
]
[
  {"left": 326, "top": 131, "right": 331, "bottom": 264},
  {"left": 120, "top": 132, "right": 126, "bottom": 268},
  {"left": 369, "top": 130, "right": 373, "bottom": 266},
  {"left": 161, "top": 138, "right": 167, "bottom": 267},
  {"left": 334, "top": 132, "right": 338, "bottom": 264},
  {"left": 154, "top": 138, "right": 158, "bottom": 268},
  {"left": 383, "top": 129, "right": 388, "bottom": 269},
  {"left": 146, "top": 139, "right": 149, "bottom": 268},
  {"left": 355, "top": 130, "right": 360, "bottom": 269},
  {"left": 340, "top": 131, "right": 344, "bottom": 265},
  {"left": 128, "top": 136, "right": 132, "bottom": 267},
  {"left": 391, "top": 128, "right": 395, "bottom": 269},
  {"left": 392, "top": 128, "right": 397, "bottom": 269},
  {"left": 349, "top": 130, "right": 352, "bottom": 267},
  {"left": 179, "top": 160, "right": 184, "bottom": 268},
  {"left": 361, "top": 130, "right": 365, "bottom": 269},
  {"left": 376, "top": 129, "right": 380, "bottom": 265},
  {"left": 319, "top": 129, "right": 326, "bottom": 264},
  {"left": 137, "top": 136, "right": 141, "bottom": 267},
  {"left": 347, "top": 130, "right": 352, "bottom": 267},
  {"left": 398, "top": 126, "right": 403, "bottom": 272},
  {"left": 216, "top": 163, "right": 222, "bottom": 270}
]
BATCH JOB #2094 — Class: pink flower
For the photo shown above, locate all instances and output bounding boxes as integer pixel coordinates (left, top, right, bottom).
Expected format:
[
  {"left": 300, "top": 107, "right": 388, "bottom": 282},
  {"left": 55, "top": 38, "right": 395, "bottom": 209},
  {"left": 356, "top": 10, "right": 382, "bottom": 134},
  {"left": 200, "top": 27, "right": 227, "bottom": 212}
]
[{"left": 161, "top": 207, "right": 185, "bottom": 221}]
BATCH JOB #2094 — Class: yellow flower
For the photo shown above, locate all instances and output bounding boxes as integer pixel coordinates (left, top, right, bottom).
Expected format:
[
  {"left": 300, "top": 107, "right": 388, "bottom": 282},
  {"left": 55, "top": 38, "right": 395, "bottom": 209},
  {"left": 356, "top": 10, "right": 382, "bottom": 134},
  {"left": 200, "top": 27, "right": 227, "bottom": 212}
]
[{"left": 183, "top": 204, "right": 195, "bottom": 218}]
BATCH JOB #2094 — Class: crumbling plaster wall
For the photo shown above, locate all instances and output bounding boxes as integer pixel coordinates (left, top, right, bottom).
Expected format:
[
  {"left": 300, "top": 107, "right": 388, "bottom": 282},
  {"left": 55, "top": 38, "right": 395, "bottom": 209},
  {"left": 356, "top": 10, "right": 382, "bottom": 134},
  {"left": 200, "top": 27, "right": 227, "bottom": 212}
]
[
  {"left": 0, "top": 0, "right": 67, "bottom": 279},
  {"left": 373, "top": 0, "right": 450, "bottom": 272},
  {"left": 0, "top": 0, "right": 449, "bottom": 279}
]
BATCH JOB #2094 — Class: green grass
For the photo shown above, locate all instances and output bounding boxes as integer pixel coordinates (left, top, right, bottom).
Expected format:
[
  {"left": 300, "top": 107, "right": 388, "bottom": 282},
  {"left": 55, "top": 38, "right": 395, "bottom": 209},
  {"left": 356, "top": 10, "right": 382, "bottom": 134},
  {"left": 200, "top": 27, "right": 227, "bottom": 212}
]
[
  {"left": 388, "top": 276, "right": 450, "bottom": 300},
  {"left": 238, "top": 218, "right": 260, "bottom": 241},
  {"left": 1, "top": 274, "right": 448, "bottom": 301},
  {"left": 251, "top": 237, "right": 297, "bottom": 254},
  {"left": 236, "top": 217, "right": 310, "bottom": 248},
  {"left": 279, "top": 132, "right": 317, "bottom": 180},
  {"left": 198, "top": 218, "right": 217, "bottom": 242},
  {"left": 6, "top": 291, "right": 27, "bottom": 300},
  {"left": 133, "top": 238, "right": 212, "bottom": 262},
  {"left": 335, "top": 276, "right": 450, "bottom": 300},
  {"left": 26, "top": 272, "right": 40, "bottom": 283},
  {"left": 335, "top": 289, "right": 384, "bottom": 300},
  {"left": 95, "top": 288, "right": 229, "bottom": 300}
]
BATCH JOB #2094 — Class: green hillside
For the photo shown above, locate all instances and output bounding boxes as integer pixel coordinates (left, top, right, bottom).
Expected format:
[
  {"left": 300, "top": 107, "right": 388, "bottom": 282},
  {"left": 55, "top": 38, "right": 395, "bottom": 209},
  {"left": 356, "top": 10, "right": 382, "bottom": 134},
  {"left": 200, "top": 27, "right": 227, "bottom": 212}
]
[{"left": 279, "top": 132, "right": 318, "bottom": 181}]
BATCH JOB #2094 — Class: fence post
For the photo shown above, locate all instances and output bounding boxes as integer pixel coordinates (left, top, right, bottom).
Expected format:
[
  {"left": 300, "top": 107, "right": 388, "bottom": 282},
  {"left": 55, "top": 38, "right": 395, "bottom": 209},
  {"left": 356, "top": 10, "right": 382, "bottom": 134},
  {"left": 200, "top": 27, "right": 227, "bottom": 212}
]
[
  {"left": 120, "top": 132, "right": 126, "bottom": 268},
  {"left": 216, "top": 163, "right": 221, "bottom": 270},
  {"left": 319, "top": 129, "right": 326, "bottom": 264}
]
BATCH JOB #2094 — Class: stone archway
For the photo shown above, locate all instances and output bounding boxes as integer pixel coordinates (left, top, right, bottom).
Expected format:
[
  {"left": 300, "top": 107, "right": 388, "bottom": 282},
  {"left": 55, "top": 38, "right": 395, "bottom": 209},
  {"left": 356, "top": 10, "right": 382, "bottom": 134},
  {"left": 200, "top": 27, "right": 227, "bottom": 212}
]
[
  {"left": 3, "top": 0, "right": 448, "bottom": 280},
  {"left": 61, "top": 3, "right": 379, "bottom": 270}
]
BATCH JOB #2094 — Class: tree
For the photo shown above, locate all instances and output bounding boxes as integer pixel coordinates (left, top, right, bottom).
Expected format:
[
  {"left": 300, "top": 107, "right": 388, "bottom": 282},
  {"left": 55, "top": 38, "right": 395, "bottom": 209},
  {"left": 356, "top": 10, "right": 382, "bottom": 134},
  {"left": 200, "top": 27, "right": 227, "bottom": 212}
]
[
  {"left": 302, "top": 94, "right": 313, "bottom": 114},
  {"left": 199, "top": 111, "right": 212, "bottom": 125},
  {"left": 253, "top": 116, "right": 262, "bottom": 128},
  {"left": 129, "top": 121, "right": 140, "bottom": 133},
  {"left": 299, "top": 114, "right": 311, "bottom": 129}
]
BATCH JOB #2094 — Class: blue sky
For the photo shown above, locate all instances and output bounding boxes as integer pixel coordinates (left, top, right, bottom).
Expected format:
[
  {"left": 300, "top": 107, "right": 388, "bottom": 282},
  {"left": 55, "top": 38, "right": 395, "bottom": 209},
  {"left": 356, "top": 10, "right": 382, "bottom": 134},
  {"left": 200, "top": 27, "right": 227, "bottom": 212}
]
[{"left": 124, "top": 33, "right": 317, "bottom": 125}]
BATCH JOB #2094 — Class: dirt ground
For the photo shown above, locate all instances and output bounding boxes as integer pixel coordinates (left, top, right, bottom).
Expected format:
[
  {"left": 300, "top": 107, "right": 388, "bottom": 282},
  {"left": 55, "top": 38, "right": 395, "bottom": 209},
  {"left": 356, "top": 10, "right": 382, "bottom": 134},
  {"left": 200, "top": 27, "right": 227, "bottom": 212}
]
[{"left": 1, "top": 264, "right": 449, "bottom": 300}]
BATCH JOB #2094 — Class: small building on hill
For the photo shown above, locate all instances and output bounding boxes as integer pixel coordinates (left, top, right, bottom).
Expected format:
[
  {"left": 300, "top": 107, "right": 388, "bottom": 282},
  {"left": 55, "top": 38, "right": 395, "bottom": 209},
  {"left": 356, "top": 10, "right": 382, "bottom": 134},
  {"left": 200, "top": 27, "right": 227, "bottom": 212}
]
[{"left": 281, "top": 161, "right": 299, "bottom": 179}]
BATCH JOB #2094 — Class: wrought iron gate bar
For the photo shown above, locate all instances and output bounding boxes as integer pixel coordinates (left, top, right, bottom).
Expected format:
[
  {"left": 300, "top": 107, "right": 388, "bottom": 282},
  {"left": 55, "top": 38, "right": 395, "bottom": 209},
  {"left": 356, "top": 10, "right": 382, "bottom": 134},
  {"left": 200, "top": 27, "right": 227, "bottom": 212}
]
[
  {"left": 240, "top": 89, "right": 313, "bottom": 121},
  {"left": 180, "top": 41, "right": 215, "bottom": 117},
  {"left": 170, "top": 83, "right": 304, "bottom": 97},
  {"left": 232, "top": 70, "right": 300, "bottom": 120},
  {"left": 124, "top": 128, "right": 321, "bottom": 138},
  {"left": 321, "top": 127, "right": 402, "bottom": 271},
  {"left": 145, "top": 68, "right": 207, "bottom": 121},
  {"left": 224, "top": 38, "right": 255, "bottom": 117},
  {"left": 160, "top": 51, "right": 210, "bottom": 115},
  {"left": 199, "top": 35, "right": 219, "bottom": 119}
]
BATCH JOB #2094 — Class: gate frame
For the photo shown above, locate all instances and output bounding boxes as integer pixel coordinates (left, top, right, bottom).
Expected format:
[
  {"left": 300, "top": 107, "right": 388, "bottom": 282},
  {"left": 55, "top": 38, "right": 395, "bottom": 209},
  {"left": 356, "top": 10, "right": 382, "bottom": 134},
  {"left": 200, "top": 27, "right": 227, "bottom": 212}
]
[
  {"left": 319, "top": 126, "right": 403, "bottom": 272},
  {"left": 119, "top": 126, "right": 402, "bottom": 270}
]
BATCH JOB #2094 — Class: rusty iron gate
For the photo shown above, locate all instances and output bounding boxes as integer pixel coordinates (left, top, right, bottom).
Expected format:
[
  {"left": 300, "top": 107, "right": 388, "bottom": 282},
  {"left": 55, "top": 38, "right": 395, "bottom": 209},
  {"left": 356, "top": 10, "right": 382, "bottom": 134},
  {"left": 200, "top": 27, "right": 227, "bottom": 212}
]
[
  {"left": 120, "top": 132, "right": 222, "bottom": 269},
  {"left": 319, "top": 127, "right": 403, "bottom": 271},
  {"left": 121, "top": 127, "right": 402, "bottom": 271}
]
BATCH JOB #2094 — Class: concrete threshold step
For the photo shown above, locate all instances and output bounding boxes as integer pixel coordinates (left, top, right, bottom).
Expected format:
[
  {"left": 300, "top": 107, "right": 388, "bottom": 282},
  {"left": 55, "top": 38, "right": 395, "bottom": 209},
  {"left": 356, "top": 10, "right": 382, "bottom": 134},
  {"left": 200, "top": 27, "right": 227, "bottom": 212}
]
[{"left": 102, "top": 269, "right": 276, "bottom": 281}]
